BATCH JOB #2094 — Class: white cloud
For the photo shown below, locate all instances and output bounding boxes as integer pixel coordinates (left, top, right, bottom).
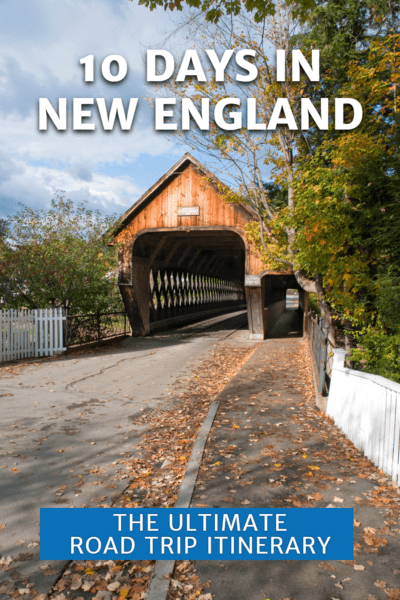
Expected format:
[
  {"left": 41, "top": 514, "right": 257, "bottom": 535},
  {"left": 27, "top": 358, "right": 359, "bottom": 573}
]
[
  {"left": 0, "top": 150, "right": 144, "bottom": 214},
  {"left": 0, "top": 0, "right": 183, "bottom": 214},
  {"left": 0, "top": 111, "right": 172, "bottom": 165},
  {"left": 0, "top": 0, "right": 172, "bottom": 82}
]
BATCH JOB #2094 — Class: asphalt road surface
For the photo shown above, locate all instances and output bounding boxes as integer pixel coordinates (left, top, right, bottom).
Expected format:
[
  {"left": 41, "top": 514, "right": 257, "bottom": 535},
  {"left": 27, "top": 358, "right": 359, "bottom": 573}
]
[{"left": 0, "top": 311, "right": 250, "bottom": 596}]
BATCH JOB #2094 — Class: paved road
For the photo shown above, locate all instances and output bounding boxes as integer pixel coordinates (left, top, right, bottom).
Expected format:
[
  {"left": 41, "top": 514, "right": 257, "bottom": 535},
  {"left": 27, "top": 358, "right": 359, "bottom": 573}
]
[{"left": 0, "top": 311, "right": 250, "bottom": 596}]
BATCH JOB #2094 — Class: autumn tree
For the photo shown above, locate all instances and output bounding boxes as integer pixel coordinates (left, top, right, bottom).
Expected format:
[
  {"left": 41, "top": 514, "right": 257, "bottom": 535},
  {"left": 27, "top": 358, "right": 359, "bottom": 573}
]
[
  {"left": 154, "top": 0, "right": 399, "bottom": 349},
  {"left": 0, "top": 196, "right": 123, "bottom": 314},
  {"left": 289, "top": 25, "right": 400, "bottom": 377}
]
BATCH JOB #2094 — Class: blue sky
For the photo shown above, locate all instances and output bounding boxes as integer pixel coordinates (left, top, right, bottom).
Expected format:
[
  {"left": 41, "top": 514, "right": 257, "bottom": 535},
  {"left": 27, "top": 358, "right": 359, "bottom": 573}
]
[{"left": 0, "top": 0, "right": 189, "bottom": 219}]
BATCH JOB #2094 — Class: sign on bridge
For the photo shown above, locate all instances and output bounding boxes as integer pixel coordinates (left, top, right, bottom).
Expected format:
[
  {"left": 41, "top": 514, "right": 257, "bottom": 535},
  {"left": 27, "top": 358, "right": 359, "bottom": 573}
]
[
  {"left": 245, "top": 275, "right": 262, "bottom": 287},
  {"left": 177, "top": 206, "right": 200, "bottom": 216}
]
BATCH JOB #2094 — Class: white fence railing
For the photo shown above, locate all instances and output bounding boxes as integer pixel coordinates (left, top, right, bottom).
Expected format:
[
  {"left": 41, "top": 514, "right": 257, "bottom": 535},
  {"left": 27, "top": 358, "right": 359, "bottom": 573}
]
[
  {"left": 327, "top": 348, "right": 400, "bottom": 485},
  {"left": 0, "top": 308, "right": 66, "bottom": 362}
]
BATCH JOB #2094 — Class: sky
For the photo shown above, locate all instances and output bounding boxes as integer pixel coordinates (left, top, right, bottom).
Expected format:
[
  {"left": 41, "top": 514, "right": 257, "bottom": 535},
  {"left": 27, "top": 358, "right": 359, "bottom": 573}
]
[{"left": 0, "top": 0, "right": 189, "bottom": 219}]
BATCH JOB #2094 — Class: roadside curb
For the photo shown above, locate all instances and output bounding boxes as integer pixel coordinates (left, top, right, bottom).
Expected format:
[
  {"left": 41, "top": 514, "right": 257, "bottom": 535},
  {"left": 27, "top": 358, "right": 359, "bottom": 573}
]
[{"left": 144, "top": 400, "right": 220, "bottom": 600}]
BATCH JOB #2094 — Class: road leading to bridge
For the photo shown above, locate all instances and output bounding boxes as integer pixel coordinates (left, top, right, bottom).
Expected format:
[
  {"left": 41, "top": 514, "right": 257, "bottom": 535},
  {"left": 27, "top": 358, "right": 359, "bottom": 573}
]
[{"left": 0, "top": 311, "right": 253, "bottom": 596}]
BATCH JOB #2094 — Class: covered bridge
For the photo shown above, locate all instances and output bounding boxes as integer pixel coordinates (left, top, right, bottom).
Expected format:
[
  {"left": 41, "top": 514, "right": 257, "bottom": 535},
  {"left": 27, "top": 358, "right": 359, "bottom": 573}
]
[{"left": 114, "top": 154, "right": 307, "bottom": 339}]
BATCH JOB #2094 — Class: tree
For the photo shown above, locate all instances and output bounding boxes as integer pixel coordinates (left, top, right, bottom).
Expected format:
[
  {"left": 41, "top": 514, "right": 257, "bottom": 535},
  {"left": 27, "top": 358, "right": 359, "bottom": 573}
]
[
  {"left": 149, "top": 1, "right": 398, "bottom": 350},
  {"left": 0, "top": 219, "right": 9, "bottom": 238},
  {"left": 138, "top": 0, "right": 314, "bottom": 24},
  {"left": 157, "top": 5, "right": 339, "bottom": 340},
  {"left": 0, "top": 196, "right": 123, "bottom": 314},
  {"left": 288, "top": 29, "right": 400, "bottom": 378}
]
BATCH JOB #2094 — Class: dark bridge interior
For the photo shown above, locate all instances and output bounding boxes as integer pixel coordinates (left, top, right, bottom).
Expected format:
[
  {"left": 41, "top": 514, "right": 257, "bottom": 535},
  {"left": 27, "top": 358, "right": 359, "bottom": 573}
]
[
  {"left": 129, "top": 230, "right": 247, "bottom": 333},
  {"left": 263, "top": 274, "right": 306, "bottom": 338},
  {"left": 122, "top": 232, "right": 307, "bottom": 339},
  {"left": 134, "top": 230, "right": 245, "bottom": 283}
]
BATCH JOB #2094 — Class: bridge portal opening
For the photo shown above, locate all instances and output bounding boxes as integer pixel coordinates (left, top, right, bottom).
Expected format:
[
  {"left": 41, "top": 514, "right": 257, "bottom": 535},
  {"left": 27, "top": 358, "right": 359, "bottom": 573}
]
[
  {"left": 125, "top": 229, "right": 247, "bottom": 335},
  {"left": 262, "top": 275, "right": 306, "bottom": 339}
]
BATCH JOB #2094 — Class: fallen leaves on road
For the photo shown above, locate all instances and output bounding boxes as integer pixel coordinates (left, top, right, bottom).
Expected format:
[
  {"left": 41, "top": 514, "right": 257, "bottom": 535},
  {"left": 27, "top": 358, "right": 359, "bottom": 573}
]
[
  {"left": 191, "top": 338, "right": 400, "bottom": 599},
  {"left": 42, "top": 342, "right": 257, "bottom": 600}
]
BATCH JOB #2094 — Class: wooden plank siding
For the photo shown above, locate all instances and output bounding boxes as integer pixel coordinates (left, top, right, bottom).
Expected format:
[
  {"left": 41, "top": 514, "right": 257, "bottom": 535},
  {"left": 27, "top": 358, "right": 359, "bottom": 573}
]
[{"left": 115, "top": 157, "right": 265, "bottom": 277}]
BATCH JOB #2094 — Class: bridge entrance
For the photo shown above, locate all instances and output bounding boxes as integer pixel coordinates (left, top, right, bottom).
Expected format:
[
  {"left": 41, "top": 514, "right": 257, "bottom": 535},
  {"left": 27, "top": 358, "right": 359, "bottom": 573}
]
[
  {"left": 114, "top": 153, "right": 308, "bottom": 339},
  {"left": 262, "top": 274, "right": 307, "bottom": 338},
  {"left": 126, "top": 229, "right": 246, "bottom": 335}
]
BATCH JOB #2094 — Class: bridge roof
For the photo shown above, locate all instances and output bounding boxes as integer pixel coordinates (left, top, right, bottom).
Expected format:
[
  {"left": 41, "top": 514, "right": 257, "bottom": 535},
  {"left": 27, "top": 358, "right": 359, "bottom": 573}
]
[{"left": 117, "top": 153, "right": 257, "bottom": 230}]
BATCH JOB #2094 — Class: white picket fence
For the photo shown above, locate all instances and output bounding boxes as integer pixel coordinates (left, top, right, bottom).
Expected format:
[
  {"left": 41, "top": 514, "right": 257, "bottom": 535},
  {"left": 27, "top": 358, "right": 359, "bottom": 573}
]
[
  {"left": 327, "top": 348, "right": 400, "bottom": 485},
  {"left": 0, "top": 308, "right": 66, "bottom": 362}
]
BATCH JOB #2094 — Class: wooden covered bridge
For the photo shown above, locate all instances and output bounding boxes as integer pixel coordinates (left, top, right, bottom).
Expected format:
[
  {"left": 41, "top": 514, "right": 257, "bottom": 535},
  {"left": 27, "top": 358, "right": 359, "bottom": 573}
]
[{"left": 114, "top": 154, "right": 307, "bottom": 340}]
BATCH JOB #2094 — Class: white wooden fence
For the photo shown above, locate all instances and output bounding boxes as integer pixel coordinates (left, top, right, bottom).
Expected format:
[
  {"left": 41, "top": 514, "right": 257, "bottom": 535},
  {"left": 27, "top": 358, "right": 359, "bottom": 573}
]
[
  {"left": 0, "top": 308, "right": 66, "bottom": 362},
  {"left": 327, "top": 348, "right": 400, "bottom": 485}
]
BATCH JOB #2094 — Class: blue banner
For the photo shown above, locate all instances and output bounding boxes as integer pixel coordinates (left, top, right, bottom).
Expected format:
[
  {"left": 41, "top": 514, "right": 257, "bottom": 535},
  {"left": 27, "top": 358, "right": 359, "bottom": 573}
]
[{"left": 40, "top": 508, "right": 353, "bottom": 560}]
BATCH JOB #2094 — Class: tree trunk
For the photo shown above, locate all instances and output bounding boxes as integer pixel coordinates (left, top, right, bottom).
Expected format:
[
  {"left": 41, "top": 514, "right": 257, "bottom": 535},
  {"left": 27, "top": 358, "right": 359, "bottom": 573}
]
[
  {"left": 294, "top": 269, "right": 336, "bottom": 346},
  {"left": 319, "top": 297, "right": 336, "bottom": 347}
]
